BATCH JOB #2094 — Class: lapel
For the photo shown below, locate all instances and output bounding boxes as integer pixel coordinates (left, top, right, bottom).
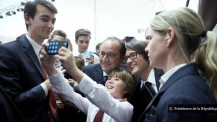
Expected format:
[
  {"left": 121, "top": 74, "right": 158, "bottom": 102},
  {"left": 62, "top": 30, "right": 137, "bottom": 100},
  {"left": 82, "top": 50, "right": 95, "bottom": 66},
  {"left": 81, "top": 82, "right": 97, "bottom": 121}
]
[
  {"left": 19, "top": 35, "right": 45, "bottom": 79},
  {"left": 144, "top": 64, "right": 198, "bottom": 112},
  {"left": 94, "top": 64, "right": 104, "bottom": 85}
]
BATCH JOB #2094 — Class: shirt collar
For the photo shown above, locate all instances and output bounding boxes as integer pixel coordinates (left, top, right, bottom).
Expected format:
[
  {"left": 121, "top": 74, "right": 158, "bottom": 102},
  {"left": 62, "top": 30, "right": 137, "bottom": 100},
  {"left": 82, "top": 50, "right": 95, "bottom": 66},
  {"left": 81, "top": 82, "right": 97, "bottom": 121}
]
[
  {"left": 26, "top": 34, "right": 42, "bottom": 56},
  {"left": 147, "top": 68, "right": 156, "bottom": 85},
  {"left": 160, "top": 63, "right": 187, "bottom": 84},
  {"left": 103, "top": 71, "right": 108, "bottom": 77}
]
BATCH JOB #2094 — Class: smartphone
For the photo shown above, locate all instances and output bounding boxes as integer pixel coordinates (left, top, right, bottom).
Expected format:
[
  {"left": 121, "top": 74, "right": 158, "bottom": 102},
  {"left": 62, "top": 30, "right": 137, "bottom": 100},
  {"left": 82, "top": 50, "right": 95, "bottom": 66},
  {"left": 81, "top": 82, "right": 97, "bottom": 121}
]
[
  {"left": 86, "top": 57, "right": 90, "bottom": 61},
  {"left": 46, "top": 40, "right": 68, "bottom": 55},
  {"left": 125, "top": 36, "right": 134, "bottom": 43}
]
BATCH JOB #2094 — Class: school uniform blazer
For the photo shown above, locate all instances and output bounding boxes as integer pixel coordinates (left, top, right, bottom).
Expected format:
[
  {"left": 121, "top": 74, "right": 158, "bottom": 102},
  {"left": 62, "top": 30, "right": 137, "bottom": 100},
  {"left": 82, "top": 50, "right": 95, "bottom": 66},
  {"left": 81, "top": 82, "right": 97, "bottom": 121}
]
[
  {"left": 142, "top": 63, "right": 217, "bottom": 122},
  {"left": 82, "top": 64, "right": 104, "bottom": 85},
  {"left": 0, "top": 34, "right": 49, "bottom": 122}
]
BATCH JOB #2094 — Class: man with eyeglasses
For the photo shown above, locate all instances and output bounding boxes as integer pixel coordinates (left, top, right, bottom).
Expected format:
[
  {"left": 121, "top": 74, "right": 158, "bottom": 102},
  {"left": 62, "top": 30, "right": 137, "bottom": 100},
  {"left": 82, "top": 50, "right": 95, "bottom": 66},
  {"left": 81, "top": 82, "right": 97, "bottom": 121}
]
[
  {"left": 83, "top": 36, "right": 126, "bottom": 85},
  {"left": 124, "top": 40, "right": 164, "bottom": 122}
]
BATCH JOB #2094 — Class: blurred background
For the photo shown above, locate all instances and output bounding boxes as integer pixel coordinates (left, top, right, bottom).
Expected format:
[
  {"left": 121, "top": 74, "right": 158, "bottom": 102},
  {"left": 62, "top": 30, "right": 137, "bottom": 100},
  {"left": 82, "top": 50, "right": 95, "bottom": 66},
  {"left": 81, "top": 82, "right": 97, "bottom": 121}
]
[{"left": 0, "top": 0, "right": 212, "bottom": 51}]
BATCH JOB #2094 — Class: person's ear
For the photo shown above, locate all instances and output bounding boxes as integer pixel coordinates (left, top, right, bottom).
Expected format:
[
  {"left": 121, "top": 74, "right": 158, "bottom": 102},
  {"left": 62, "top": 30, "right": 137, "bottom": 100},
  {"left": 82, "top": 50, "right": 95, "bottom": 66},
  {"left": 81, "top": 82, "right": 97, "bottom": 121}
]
[
  {"left": 24, "top": 14, "right": 31, "bottom": 25},
  {"left": 165, "top": 27, "right": 175, "bottom": 47}
]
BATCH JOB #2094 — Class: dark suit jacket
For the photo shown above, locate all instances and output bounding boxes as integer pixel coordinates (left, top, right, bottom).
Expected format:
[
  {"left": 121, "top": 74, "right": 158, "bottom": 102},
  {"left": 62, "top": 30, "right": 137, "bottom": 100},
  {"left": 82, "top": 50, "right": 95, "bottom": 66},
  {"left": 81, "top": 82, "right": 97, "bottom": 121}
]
[
  {"left": 142, "top": 63, "right": 217, "bottom": 122},
  {"left": 0, "top": 84, "right": 25, "bottom": 122},
  {"left": 131, "top": 68, "right": 163, "bottom": 122},
  {"left": 0, "top": 34, "right": 49, "bottom": 122},
  {"left": 83, "top": 64, "right": 105, "bottom": 85}
]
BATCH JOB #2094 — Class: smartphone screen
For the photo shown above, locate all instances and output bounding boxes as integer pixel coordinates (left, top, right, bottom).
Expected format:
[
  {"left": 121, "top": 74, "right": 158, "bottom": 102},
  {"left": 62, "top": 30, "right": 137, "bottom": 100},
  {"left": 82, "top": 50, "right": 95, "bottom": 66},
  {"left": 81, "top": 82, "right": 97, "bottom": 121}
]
[{"left": 46, "top": 40, "right": 68, "bottom": 55}]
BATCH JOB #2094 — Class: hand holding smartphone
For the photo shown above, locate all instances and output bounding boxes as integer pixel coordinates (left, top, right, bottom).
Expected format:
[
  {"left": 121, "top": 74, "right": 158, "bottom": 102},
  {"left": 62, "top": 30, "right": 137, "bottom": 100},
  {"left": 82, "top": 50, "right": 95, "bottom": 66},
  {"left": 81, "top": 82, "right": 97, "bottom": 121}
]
[{"left": 45, "top": 40, "right": 68, "bottom": 55}]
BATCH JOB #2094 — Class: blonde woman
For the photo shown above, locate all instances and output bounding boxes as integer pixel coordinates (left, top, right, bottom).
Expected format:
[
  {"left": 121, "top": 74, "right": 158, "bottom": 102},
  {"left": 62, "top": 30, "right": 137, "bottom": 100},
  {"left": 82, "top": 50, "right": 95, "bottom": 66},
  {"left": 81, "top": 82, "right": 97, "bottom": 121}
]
[{"left": 142, "top": 7, "right": 217, "bottom": 122}]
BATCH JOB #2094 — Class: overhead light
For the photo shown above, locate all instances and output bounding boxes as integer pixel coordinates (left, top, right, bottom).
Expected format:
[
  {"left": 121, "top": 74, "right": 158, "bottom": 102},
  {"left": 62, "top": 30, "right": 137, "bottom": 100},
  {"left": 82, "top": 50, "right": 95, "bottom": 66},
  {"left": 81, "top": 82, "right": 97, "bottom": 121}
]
[
  {"left": 12, "top": 11, "right": 16, "bottom": 15},
  {"left": 5, "top": 11, "right": 12, "bottom": 16},
  {"left": 20, "top": 8, "right": 24, "bottom": 11},
  {"left": 21, "top": 2, "right": 25, "bottom": 5},
  {"left": 155, "top": 11, "right": 163, "bottom": 15},
  {"left": 17, "top": 8, "right": 24, "bottom": 12}
]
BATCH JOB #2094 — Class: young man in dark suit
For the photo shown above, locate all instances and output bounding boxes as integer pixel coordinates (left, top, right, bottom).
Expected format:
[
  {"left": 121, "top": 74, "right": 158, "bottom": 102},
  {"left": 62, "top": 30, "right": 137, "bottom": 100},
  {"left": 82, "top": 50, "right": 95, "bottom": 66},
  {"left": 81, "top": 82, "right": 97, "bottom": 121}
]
[
  {"left": 124, "top": 40, "right": 164, "bottom": 122},
  {"left": 0, "top": 1, "right": 57, "bottom": 122}
]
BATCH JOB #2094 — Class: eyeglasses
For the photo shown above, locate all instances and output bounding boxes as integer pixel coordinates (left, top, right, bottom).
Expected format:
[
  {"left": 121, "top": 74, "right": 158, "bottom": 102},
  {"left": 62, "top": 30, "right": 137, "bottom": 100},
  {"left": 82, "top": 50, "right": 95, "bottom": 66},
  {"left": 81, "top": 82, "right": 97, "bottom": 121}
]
[
  {"left": 99, "top": 51, "right": 119, "bottom": 59},
  {"left": 123, "top": 52, "right": 137, "bottom": 64}
]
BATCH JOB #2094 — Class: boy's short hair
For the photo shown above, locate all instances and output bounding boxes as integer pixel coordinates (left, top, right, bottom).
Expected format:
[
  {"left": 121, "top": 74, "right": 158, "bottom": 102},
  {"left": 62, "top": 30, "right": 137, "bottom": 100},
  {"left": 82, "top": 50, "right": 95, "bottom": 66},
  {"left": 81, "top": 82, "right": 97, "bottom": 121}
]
[{"left": 75, "top": 29, "right": 91, "bottom": 42}]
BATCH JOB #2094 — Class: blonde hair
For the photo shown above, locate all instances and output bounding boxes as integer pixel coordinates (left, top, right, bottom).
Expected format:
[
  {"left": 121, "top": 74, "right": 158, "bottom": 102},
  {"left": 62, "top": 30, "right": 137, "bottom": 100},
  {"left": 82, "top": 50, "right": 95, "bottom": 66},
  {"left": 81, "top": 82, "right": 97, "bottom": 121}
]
[
  {"left": 151, "top": 7, "right": 217, "bottom": 100},
  {"left": 74, "top": 56, "right": 85, "bottom": 70},
  {"left": 196, "top": 32, "right": 217, "bottom": 100}
]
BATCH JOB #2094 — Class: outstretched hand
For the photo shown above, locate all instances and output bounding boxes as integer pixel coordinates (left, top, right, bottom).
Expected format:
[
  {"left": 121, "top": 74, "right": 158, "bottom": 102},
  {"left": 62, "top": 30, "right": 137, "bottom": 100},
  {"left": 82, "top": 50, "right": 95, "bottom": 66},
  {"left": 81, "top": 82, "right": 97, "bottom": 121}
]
[{"left": 57, "top": 47, "right": 84, "bottom": 82}]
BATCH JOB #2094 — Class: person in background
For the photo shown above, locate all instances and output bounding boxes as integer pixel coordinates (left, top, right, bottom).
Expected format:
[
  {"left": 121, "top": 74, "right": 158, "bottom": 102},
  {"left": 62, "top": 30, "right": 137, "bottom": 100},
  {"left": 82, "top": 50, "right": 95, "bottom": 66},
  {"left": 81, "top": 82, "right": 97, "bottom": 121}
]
[
  {"left": 0, "top": 1, "right": 57, "bottom": 122},
  {"left": 74, "top": 56, "right": 85, "bottom": 70},
  {"left": 40, "top": 46, "right": 137, "bottom": 122},
  {"left": 73, "top": 28, "right": 99, "bottom": 65},
  {"left": 83, "top": 36, "right": 126, "bottom": 85},
  {"left": 95, "top": 42, "right": 102, "bottom": 56},
  {"left": 142, "top": 7, "right": 217, "bottom": 122},
  {"left": 123, "top": 40, "right": 164, "bottom": 122}
]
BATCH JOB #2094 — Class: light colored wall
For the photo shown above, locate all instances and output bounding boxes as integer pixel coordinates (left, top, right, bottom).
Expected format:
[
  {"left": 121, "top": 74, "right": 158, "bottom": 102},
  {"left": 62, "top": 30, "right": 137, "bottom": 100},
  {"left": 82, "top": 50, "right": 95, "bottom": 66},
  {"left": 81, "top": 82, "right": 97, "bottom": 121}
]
[{"left": 1, "top": 0, "right": 216, "bottom": 51}]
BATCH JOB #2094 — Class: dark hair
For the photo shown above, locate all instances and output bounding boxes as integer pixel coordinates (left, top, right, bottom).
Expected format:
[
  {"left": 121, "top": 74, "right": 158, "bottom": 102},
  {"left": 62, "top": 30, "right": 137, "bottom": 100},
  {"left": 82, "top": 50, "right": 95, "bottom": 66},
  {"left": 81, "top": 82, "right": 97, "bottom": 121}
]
[
  {"left": 126, "top": 40, "right": 149, "bottom": 61},
  {"left": 96, "top": 42, "right": 102, "bottom": 51},
  {"left": 50, "top": 30, "right": 67, "bottom": 40},
  {"left": 75, "top": 29, "right": 91, "bottom": 42},
  {"left": 102, "top": 36, "right": 126, "bottom": 58},
  {"left": 24, "top": 0, "right": 57, "bottom": 30}
]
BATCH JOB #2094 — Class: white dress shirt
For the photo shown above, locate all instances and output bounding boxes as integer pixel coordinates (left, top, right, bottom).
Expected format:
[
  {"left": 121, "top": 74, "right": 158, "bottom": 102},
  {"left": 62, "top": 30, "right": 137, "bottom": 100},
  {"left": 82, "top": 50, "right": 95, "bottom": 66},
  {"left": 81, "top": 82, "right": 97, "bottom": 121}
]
[
  {"left": 49, "top": 72, "right": 133, "bottom": 122},
  {"left": 74, "top": 50, "right": 99, "bottom": 65},
  {"left": 26, "top": 34, "right": 49, "bottom": 97},
  {"left": 160, "top": 63, "right": 187, "bottom": 89},
  {"left": 147, "top": 68, "right": 158, "bottom": 92}
]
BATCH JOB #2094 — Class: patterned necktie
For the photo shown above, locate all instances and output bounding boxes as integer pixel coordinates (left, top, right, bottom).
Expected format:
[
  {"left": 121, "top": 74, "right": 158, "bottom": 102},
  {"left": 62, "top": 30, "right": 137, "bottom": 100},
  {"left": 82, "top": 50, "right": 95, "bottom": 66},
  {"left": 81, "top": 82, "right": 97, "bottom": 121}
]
[
  {"left": 93, "top": 110, "right": 104, "bottom": 122},
  {"left": 42, "top": 67, "right": 57, "bottom": 122}
]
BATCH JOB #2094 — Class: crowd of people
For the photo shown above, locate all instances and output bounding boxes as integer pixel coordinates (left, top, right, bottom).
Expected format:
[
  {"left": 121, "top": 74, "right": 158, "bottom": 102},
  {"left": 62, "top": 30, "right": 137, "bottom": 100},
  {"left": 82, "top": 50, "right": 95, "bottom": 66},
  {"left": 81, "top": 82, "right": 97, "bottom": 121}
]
[{"left": 0, "top": 0, "right": 217, "bottom": 122}]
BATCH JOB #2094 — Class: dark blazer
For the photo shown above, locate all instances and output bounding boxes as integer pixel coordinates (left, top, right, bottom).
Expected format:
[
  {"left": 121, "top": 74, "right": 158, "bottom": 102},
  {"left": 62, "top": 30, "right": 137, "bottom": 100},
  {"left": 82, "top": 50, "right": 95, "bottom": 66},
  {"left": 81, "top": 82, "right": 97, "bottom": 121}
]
[
  {"left": 83, "top": 64, "right": 105, "bottom": 85},
  {"left": 0, "top": 84, "right": 25, "bottom": 122},
  {"left": 131, "top": 68, "right": 164, "bottom": 122},
  {"left": 141, "top": 63, "right": 217, "bottom": 122},
  {"left": 0, "top": 34, "right": 49, "bottom": 122}
]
